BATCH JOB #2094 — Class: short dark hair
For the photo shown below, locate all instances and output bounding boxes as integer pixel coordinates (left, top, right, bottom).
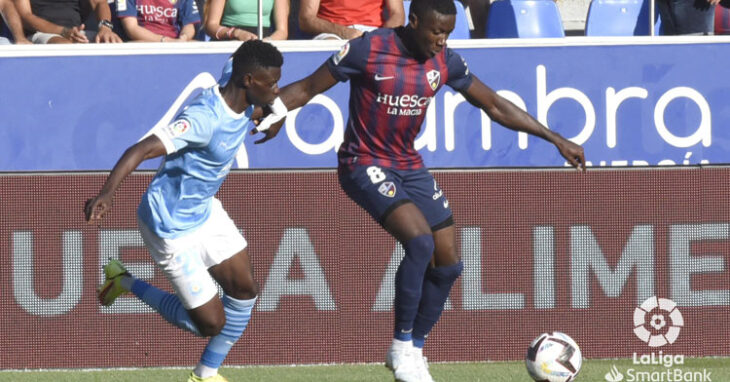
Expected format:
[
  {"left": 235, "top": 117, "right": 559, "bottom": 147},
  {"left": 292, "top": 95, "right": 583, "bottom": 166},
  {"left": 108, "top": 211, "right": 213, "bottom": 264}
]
[
  {"left": 231, "top": 40, "right": 283, "bottom": 83},
  {"left": 410, "top": 0, "right": 457, "bottom": 19}
]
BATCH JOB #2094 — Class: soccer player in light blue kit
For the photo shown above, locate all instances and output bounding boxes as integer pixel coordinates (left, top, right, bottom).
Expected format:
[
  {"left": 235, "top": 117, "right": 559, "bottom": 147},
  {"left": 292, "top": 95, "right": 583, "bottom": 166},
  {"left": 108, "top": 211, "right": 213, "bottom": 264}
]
[{"left": 84, "top": 40, "right": 282, "bottom": 382}]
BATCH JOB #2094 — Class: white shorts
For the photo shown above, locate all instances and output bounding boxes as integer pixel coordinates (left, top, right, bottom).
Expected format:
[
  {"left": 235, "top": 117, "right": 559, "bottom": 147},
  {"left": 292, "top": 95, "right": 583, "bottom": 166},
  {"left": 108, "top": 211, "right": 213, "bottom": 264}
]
[
  {"left": 29, "top": 30, "right": 97, "bottom": 44},
  {"left": 138, "top": 198, "right": 247, "bottom": 309}
]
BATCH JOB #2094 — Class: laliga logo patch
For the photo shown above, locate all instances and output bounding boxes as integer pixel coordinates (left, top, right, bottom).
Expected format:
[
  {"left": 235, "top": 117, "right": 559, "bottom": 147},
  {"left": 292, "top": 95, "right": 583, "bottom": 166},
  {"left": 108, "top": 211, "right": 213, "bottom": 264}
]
[
  {"left": 633, "top": 296, "right": 684, "bottom": 347},
  {"left": 167, "top": 119, "right": 190, "bottom": 137},
  {"left": 378, "top": 181, "right": 396, "bottom": 198},
  {"left": 332, "top": 42, "right": 350, "bottom": 65},
  {"left": 426, "top": 70, "right": 440, "bottom": 91}
]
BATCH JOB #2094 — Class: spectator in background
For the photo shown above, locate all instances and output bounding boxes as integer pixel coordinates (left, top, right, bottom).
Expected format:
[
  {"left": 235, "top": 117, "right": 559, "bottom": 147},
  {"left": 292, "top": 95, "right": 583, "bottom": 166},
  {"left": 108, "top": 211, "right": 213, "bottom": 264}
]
[
  {"left": 715, "top": 0, "right": 730, "bottom": 34},
  {"left": 298, "top": 0, "right": 404, "bottom": 40},
  {"left": 460, "top": 0, "right": 488, "bottom": 38},
  {"left": 15, "top": 0, "right": 122, "bottom": 43},
  {"left": 205, "top": 0, "right": 289, "bottom": 41},
  {"left": 0, "top": 0, "right": 31, "bottom": 43},
  {"left": 656, "top": 0, "right": 718, "bottom": 34},
  {"left": 116, "top": 0, "right": 200, "bottom": 42}
]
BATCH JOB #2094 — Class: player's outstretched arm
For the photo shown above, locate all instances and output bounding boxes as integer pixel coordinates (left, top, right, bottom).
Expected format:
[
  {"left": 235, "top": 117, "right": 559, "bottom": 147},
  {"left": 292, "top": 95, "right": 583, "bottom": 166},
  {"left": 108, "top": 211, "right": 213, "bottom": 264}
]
[
  {"left": 252, "top": 63, "right": 339, "bottom": 144},
  {"left": 276, "top": 63, "right": 339, "bottom": 112},
  {"left": 85, "top": 135, "right": 167, "bottom": 224},
  {"left": 461, "top": 75, "right": 586, "bottom": 171}
]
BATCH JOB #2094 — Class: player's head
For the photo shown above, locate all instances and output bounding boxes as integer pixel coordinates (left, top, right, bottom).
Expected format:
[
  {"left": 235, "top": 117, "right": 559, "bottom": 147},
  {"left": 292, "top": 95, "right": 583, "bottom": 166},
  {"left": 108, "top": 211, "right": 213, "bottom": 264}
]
[
  {"left": 230, "top": 40, "right": 284, "bottom": 106},
  {"left": 407, "top": 0, "right": 456, "bottom": 58}
]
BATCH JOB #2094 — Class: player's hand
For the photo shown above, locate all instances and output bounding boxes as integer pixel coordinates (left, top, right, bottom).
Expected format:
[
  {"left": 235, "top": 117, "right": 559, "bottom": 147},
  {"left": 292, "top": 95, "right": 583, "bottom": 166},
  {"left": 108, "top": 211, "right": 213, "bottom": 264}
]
[
  {"left": 555, "top": 138, "right": 586, "bottom": 172},
  {"left": 251, "top": 97, "right": 288, "bottom": 143},
  {"left": 85, "top": 194, "right": 113, "bottom": 224},
  {"left": 251, "top": 117, "right": 286, "bottom": 144}
]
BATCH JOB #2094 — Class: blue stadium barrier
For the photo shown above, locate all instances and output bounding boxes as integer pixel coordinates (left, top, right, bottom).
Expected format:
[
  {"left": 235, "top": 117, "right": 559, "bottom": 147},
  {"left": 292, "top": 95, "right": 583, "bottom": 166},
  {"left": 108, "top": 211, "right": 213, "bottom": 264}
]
[
  {"left": 403, "top": 1, "right": 471, "bottom": 39},
  {"left": 585, "top": 0, "right": 662, "bottom": 36},
  {"left": 486, "top": 0, "right": 565, "bottom": 38}
]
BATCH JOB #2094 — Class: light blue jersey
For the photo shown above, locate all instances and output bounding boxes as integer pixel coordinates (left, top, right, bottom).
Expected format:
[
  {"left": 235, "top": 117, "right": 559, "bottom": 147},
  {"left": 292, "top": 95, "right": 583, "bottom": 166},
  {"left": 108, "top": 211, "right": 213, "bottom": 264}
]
[{"left": 138, "top": 85, "right": 254, "bottom": 238}]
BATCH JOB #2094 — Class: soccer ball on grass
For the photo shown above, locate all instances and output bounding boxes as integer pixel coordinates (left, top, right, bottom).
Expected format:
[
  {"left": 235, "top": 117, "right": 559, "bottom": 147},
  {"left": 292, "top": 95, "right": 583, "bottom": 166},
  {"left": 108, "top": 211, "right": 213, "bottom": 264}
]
[{"left": 525, "top": 331, "right": 582, "bottom": 382}]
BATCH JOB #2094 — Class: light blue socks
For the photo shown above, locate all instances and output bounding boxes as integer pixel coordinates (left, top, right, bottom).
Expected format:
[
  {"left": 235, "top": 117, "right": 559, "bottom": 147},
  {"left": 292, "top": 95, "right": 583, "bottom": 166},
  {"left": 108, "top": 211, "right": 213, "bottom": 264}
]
[
  {"left": 195, "top": 295, "right": 257, "bottom": 377},
  {"left": 129, "top": 278, "right": 201, "bottom": 336}
]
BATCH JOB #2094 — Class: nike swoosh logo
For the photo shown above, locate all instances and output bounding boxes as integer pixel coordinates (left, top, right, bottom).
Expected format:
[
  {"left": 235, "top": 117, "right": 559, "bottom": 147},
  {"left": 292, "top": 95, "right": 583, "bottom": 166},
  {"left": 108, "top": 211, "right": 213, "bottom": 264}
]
[
  {"left": 374, "top": 74, "right": 394, "bottom": 81},
  {"left": 443, "top": 200, "right": 449, "bottom": 208}
]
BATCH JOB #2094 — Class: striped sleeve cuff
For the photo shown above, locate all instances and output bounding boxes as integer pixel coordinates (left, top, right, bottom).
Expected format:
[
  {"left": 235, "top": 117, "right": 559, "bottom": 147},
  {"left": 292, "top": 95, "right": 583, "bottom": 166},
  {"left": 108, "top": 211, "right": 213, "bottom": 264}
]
[{"left": 152, "top": 129, "right": 177, "bottom": 155}]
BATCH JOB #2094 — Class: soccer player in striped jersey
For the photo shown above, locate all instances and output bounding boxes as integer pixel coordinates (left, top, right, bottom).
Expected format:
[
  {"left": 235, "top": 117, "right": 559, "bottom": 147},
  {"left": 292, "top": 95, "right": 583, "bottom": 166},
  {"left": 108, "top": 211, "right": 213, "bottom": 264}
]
[
  {"left": 85, "top": 40, "right": 282, "bottom": 382},
  {"left": 255, "top": 0, "right": 586, "bottom": 381}
]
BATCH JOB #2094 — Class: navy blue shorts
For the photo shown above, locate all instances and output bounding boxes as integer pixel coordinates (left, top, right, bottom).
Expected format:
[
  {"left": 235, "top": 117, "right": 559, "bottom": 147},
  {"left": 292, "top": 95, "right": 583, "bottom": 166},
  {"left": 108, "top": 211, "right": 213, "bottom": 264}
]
[{"left": 338, "top": 164, "right": 453, "bottom": 230}]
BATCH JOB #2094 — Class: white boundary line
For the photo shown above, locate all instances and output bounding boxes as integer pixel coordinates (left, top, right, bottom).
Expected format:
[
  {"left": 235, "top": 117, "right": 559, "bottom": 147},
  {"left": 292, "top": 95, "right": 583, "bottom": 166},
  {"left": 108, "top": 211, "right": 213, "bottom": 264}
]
[
  {"left": 1, "top": 36, "right": 730, "bottom": 58},
  {"left": 2, "top": 357, "right": 728, "bottom": 372},
  {"left": 0, "top": 363, "right": 381, "bottom": 373}
]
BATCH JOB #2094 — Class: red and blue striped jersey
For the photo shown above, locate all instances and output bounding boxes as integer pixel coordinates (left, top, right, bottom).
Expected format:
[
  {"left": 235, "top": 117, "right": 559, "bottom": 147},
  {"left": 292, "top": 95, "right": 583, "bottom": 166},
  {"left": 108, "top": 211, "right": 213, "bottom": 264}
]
[{"left": 326, "top": 27, "right": 473, "bottom": 170}]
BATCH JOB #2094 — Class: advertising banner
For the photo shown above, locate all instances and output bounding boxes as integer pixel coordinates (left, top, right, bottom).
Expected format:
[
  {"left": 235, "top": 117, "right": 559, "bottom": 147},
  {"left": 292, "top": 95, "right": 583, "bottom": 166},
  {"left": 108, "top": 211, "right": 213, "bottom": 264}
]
[
  {"left": 1, "top": 168, "right": 728, "bottom": 368},
  {"left": 1, "top": 40, "right": 728, "bottom": 171}
]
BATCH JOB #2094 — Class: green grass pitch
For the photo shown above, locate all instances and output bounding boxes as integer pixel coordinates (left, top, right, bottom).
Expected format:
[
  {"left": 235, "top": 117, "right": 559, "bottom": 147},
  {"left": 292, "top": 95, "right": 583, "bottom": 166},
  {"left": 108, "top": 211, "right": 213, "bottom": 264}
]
[{"left": 2, "top": 358, "right": 728, "bottom": 382}]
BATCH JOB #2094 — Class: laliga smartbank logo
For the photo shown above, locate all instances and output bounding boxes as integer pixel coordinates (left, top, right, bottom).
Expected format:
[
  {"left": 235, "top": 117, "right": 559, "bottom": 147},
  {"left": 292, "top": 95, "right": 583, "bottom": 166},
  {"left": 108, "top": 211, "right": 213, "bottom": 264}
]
[
  {"left": 604, "top": 296, "right": 712, "bottom": 382},
  {"left": 633, "top": 296, "right": 683, "bottom": 347}
]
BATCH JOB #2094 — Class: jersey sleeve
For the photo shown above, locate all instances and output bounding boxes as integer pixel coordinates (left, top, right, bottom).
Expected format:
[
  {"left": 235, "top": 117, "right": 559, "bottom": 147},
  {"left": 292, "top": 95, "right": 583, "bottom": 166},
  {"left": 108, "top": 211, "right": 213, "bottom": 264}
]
[
  {"left": 325, "top": 35, "right": 370, "bottom": 82},
  {"left": 116, "top": 0, "right": 137, "bottom": 18},
  {"left": 153, "top": 107, "right": 213, "bottom": 154},
  {"left": 445, "top": 48, "right": 473, "bottom": 92},
  {"left": 179, "top": 0, "right": 201, "bottom": 26}
]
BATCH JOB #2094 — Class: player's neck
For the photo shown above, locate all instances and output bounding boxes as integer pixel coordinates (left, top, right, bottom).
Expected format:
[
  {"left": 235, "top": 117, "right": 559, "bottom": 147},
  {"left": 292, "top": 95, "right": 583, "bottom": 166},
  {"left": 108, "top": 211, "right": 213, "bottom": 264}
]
[
  {"left": 398, "top": 27, "right": 427, "bottom": 61},
  {"left": 220, "top": 84, "right": 251, "bottom": 114}
]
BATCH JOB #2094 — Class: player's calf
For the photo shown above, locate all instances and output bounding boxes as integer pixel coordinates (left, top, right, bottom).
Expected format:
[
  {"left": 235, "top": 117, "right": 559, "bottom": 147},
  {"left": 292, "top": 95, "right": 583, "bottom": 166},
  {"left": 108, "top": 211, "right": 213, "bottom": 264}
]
[
  {"left": 188, "top": 300, "right": 227, "bottom": 337},
  {"left": 394, "top": 234, "right": 435, "bottom": 341},
  {"left": 193, "top": 295, "right": 257, "bottom": 380},
  {"left": 412, "top": 261, "right": 464, "bottom": 348}
]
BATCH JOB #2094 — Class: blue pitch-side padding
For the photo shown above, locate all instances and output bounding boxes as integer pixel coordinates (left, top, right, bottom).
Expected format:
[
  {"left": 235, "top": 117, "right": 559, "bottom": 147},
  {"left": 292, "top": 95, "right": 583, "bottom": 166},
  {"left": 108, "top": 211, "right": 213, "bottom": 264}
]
[
  {"left": 486, "top": 0, "right": 565, "bottom": 38},
  {"left": 403, "top": 1, "right": 471, "bottom": 39},
  {"left": 585, "top": 0, "right": 662, "bottom": 36}
]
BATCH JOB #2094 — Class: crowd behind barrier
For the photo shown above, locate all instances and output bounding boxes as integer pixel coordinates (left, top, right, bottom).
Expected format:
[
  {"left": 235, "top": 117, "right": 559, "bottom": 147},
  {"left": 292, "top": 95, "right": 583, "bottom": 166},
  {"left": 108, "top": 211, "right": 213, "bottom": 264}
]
[{"left": 1, "top": 0, "right": 729, "bottom": 45}]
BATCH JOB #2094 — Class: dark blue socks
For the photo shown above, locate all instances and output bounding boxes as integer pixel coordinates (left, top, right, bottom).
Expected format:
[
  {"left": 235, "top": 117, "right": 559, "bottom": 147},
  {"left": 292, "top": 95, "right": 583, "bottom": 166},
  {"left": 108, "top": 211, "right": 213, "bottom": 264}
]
[
  {"left": 393, "top": 234, "right": 435, "bottom": 341},
  {"left": 412, "top": 261, "right": 464, "bottom": 348}
]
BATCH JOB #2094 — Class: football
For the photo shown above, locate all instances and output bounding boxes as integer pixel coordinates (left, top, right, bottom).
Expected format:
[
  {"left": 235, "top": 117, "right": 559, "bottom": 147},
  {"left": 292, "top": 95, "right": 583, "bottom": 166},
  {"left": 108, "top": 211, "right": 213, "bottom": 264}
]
[{"left": 525, "top": 331, "right": 582, "bottom": 382}]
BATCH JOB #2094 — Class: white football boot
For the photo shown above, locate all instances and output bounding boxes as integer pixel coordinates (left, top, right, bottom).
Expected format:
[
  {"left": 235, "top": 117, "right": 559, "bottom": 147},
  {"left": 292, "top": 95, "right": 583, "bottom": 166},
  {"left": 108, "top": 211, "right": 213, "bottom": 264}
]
[
  {"left": 386, "top": 339, "right": 422, "bottom": 382},
  {"left": 411, "top": 346, "right": 435, "bottom": 382}
]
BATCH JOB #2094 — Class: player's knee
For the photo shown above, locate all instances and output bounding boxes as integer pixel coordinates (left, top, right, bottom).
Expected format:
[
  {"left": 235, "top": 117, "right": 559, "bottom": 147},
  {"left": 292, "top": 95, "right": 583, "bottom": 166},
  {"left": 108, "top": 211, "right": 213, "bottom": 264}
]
[
  {"left": 196, "top": 315, "right": 226, "bottom": 337},
  {"left": 404, "top": 234, "right": 435, "bottom": 262},
  {"left": 427, "top": 261, "right": 464, "bottom": 285},
  {"left": 226, "top": 280, "right": 259, "bottom": 300}
]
